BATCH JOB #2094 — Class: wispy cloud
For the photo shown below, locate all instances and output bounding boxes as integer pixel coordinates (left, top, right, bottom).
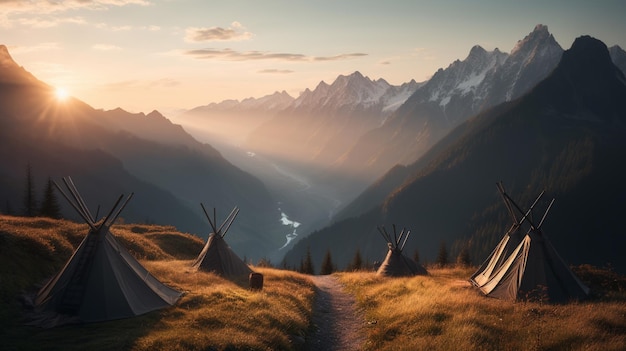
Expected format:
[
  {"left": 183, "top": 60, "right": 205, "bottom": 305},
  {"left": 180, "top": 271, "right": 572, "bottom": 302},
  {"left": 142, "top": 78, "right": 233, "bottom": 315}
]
[
  {"left": 15, "top": 16, "right": 86, "bottom": 28},
  {"left": 258, "top": 69, "right": 294, "bottom": 74},
  {"left": 184, "top": 48, "right": 367, "bottom": 62},
  {"left": 185, "top": 21, "right": 253, "bottom": 42},
  {"left": 0, "top": 0, "right": 150, "bottom": 27},
  {"left": 312, "top": 53, "right": 368, "bottom": 61},
  {"left": 10, "top": 42, "right": 61, "bottom": 53},
  {"left": 92, "top": 44, "right": 122, "bottom": 51}
]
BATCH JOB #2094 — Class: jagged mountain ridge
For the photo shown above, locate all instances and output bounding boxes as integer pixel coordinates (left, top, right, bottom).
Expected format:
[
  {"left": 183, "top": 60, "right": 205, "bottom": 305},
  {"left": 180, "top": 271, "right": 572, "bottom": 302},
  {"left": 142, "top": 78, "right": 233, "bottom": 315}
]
[
  {"left": 0, "top": 45, "right": 284, "bottom": 261},
  {"left": 244, "top": 71, "right": 421, "bottom": 168},
  {"left": 283, "top": 35, "right": 626, "bottom": 274},
  {"left": 332, "top": 25, "right": 565, "bottom": 191}
]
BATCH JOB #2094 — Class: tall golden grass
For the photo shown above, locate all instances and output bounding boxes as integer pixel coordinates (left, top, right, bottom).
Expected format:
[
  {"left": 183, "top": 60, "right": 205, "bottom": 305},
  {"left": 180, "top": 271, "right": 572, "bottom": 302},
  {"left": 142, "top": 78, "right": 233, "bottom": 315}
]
[
  {"left": 0, "top": 215, "right": 315, "bottom": 351},
  {"left": 337, "top": 267, "right": 626, "bottom": 351}
]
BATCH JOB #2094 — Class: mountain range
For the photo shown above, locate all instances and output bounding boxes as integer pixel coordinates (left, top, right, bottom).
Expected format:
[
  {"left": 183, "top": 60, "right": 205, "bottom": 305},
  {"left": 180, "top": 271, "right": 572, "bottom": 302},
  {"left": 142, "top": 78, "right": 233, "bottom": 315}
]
[
  {"left": 178, "top": 25, "right": 578, "bottom": 206},
  {"left": 282, "top": 35, "right": 626, "bottom": 273}
]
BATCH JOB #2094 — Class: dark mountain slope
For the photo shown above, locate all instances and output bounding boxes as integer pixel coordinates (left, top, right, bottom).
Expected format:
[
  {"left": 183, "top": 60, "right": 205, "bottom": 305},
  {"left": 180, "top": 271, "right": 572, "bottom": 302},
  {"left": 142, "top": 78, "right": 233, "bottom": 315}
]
[
  {"left": 0, "top": 46, "right": 283, "bottom": 260},
  {"left": 284, "top": 36, "right": 626, "bottom": 273}
]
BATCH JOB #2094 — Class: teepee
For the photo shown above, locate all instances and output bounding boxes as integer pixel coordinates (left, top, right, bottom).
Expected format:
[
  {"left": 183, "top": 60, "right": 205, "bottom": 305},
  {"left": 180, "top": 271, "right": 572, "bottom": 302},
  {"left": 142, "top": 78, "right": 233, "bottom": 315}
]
[
  {"left": 192, "top": 204, "right": 252, "bottom": 278},
  {"left": 476, "top": 187, "right": 590, "bottom": 302},
  {"left": 471, "top": 182, "right": 544, "bottom": 287},
  {"left": 33, "top": 177, "right": 182, "bottom": 327},
  {"left": 376, "top": 225, "right": 427, "bottom": 277}
]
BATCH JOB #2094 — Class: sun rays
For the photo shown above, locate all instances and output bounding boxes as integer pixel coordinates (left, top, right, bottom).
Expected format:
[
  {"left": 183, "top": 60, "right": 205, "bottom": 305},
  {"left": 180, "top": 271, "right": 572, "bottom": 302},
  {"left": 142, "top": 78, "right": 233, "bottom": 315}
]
[{"left": 54, "top": 87, "right": 69, "bottom": 101}]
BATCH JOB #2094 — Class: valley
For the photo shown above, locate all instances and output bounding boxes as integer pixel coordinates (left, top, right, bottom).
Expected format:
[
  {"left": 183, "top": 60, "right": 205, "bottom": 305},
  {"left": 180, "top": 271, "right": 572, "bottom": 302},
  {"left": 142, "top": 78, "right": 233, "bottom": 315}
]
[{"left": 187, "top": 136, "right": 346, "bottom": 259}]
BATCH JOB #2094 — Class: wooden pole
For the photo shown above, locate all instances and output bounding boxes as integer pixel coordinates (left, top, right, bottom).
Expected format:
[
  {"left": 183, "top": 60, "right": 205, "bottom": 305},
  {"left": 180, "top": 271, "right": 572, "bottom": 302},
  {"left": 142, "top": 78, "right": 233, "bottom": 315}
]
[
  {"left": 65, "top": 177, "right": 96, "bottom": 223},
  {"left": 106, "top": 193, "right": 134, "bottom": 227},
  {"left": 221, "top": 207, "right": 240, "bottom": 238},
  {"left": 62, "top": 177, "right": 93, "bottom": 223},
  {"left": 216, "top": 207, "right": 238, "bottom": 236},
  {"left": 200, "top": 203, "right": 217, "bottom": 233},
  {"left": 100, "top": 194, "right": 124, "bottom": 230},
  {"left": 400, "top": 229, "right": 411, "bottom": 251},
  {"left": 52, "top": 180, "right": 97, "bottom": 231},
  {"left": 537, "top": 198, "right": 555, "bottom": 229}
]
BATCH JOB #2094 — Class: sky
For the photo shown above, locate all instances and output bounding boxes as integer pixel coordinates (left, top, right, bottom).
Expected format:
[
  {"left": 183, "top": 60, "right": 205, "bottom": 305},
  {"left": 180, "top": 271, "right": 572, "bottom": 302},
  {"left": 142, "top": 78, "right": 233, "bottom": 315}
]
[{"left": 1, "top": 0, "right": 625, "bottom": 116}]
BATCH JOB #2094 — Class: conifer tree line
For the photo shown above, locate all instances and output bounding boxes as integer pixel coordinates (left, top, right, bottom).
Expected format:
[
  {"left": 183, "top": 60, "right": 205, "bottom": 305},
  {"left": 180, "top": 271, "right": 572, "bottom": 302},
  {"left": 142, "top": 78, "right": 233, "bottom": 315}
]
[
  {"left": 275, "top": 241, "right": 471, "bottom": 274},
  {"left": 2, "top": 163, "right": 61, "bottom": 219},
  {"left": 8, "top": 165, "right": 475, "bottom": 272}
]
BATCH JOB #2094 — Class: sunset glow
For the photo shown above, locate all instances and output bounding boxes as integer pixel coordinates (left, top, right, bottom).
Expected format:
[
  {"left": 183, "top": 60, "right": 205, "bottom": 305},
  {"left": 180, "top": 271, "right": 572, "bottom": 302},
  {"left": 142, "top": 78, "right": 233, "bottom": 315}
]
[
  {"left": 55, "top": 87, "right": 69, "bottom": 101},
  {"left": 1, "top": 1, "right": 625, "bottom": 114}
]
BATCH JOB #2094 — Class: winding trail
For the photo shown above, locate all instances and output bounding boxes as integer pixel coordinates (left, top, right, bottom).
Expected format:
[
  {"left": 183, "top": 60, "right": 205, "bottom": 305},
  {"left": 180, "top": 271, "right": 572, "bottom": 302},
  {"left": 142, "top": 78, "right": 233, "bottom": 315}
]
[{"left": 305, "top": 275, "right": 367, "bottom": 351}]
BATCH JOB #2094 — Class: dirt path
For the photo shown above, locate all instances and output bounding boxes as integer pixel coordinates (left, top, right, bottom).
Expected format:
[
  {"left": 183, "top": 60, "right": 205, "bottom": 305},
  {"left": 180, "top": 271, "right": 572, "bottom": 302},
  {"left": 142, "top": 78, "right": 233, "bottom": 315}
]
[{"left": 304, "top": 275, "right": 367, "bottom": 351}]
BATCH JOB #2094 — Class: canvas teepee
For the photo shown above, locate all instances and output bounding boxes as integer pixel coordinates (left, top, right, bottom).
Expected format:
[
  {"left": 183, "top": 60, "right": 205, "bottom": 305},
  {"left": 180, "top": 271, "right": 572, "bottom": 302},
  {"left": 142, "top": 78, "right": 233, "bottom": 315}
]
[
  {"left": 33, "top": 177, "right": 182, "bottom": 327},
  {"left": 376, "top": 225, "right": 427, "bottom": 277},
  {"left": 471, "top": 182, "right": 544, "bottom": 288},
  {"left": 475, "top": 186, "right": 590, "bottom": 302},
  {"left": 192, "top": 205, "right": 252, "bottom": 278}
]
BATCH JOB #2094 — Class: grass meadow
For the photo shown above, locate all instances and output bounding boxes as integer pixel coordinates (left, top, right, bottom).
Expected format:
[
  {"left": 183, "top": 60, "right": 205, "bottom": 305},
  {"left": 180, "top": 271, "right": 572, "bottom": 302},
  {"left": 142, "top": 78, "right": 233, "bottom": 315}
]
[
  {"left": 1, "top": 215, "right": 625, "bottom": 350},
  {"left": 337, "top": 267, "right": 626, "bottom": 351}
]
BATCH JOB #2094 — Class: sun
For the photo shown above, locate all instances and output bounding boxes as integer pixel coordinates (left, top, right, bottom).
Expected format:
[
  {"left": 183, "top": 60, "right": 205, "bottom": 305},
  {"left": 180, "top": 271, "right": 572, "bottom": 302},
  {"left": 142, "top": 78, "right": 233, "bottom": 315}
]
[{"left": 55, "top": 87, "right": 69, "bottom": 101}]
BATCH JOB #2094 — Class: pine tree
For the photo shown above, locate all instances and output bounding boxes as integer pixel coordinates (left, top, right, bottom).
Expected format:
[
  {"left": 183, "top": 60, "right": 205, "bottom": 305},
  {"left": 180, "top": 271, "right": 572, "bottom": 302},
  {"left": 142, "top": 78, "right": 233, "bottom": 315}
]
[
  {"left": 349, "top": 248, "right": 363, "bottom": 271},
  {"left": 22, "top": 163, "right": 37, "bottom": 217},
  {"left": 436, "top": 241, "right": 448, "bottom": 267},
  {"left": 257, "top": 257, "right": 273, "bottom": 268},
  {"left": 39, "top": 177, "right": 61, "bottom": 219},
  {"left": 301, "top": 246, "right": 315, "bottom": 275},
  {"left": 456, "top": 246, "right": 471, "bottom": 267},
  {"left": 320, "top": 249, "right": 334, "bottom": 275}
]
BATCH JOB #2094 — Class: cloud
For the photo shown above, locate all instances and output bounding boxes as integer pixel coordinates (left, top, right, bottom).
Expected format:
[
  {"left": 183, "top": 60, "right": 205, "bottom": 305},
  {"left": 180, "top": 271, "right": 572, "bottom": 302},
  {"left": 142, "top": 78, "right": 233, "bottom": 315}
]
[
  {"left": 312, "top": 53, "right": 368, "bottom": 61},
  {"left": 184, "top": 48, "right": 367, "bottom": 62},
  {"left": 10, "top": 42, "right": 61, "bottom": 53},
  {"left": 0, "top": 0, "right": 150, "bottom": 27},
  {"left": 185, "top": 21, "right": 253, "bottom": 42},
  {"left": 111, "top": 25, "right": 132, "bottom": 31},
  {"left": 258, "top": 69, "right": 294, "bottom": 74},
  {"left": 184, "top": 48, "right": 306, "bottom": 61},
  {"left": 14, "top": 16, "right": 86, "bottom": 28},
  {"left": 92, "top": 44, "right": 122, "bottom": 51}
]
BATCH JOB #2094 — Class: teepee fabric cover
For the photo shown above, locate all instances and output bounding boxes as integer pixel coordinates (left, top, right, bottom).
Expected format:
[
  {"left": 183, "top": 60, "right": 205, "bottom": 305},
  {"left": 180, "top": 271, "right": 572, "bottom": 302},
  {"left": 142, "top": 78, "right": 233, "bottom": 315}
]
[
  {"left": 479, "top": 229, "right": 590, "bottom": 302},
  {"left": 36, "top": 227, "right": 182, "bottom": 324},
  {"left": 473, "top": 183, "right": 589, "bottom": 302},
  {"left": 376, "top": 246, "right": 428, "bottom": 277},
  {"left": 471, "top": 183, "right": 542, "bottom": 288},
  {"left": 192, "top": 232, "right": 252, "bottom": 278},
  {"left": 33, "top": 178, "right": 182, "bottom": 327},
  {"left": 375, "top": 225, "right": 427, "bottom": 277},
  {"left": 192, "top": 205, "right": 252, "bottom": 278}
]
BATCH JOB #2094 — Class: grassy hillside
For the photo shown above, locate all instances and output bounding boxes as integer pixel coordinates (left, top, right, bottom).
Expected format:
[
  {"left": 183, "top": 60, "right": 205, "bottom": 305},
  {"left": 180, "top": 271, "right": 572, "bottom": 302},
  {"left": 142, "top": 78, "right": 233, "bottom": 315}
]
[
  {"left": 338, "top": 267, "right": 626, "bottom": 351},
  {"left": 2, "top": 215, "right": 625, "bottom": 350},
  {"left": 0, "top": 215, "right": 314, "bottom": 350}
]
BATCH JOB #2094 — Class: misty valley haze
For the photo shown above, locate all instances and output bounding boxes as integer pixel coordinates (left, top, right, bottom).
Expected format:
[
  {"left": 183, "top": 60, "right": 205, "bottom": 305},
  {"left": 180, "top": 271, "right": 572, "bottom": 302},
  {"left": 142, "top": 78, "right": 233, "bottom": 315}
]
[{"left": 1, "top": 25, "right": 626, "bottom": 275}]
